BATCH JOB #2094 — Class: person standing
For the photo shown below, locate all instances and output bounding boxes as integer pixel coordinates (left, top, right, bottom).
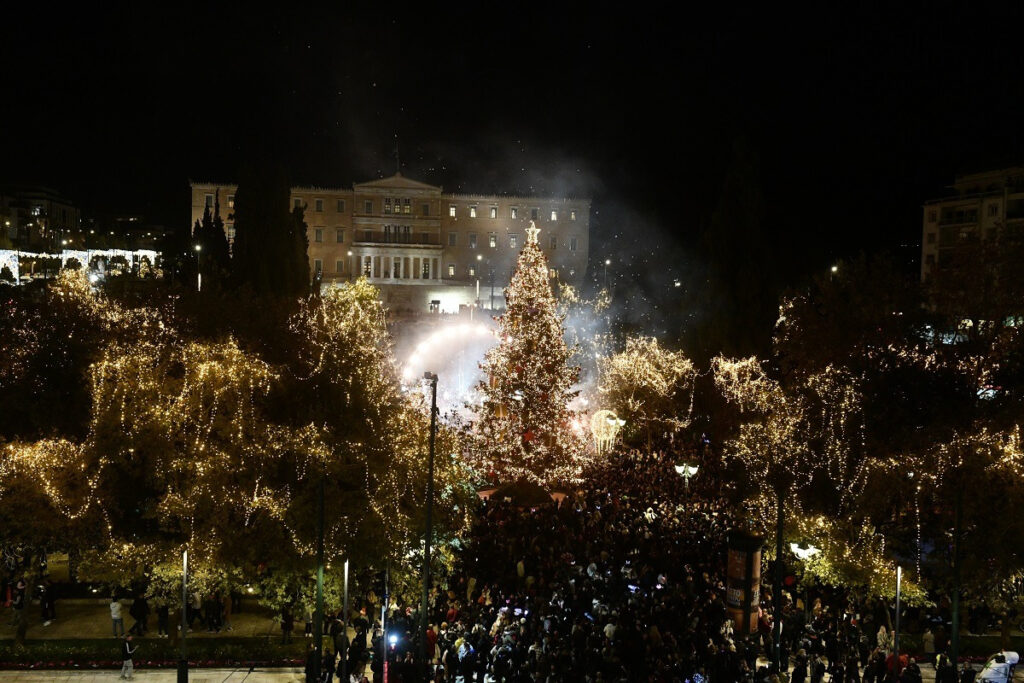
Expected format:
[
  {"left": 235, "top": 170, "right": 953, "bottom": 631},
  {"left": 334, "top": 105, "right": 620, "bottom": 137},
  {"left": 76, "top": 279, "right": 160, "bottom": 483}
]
[
  {"left": 922, "top": 628, "right": 935, "bottom": 666},
  {"left": 282, "top": 604, "right": 294, "bottom": 644},
  {"left": 128, "top": 594, "right": 149, "bottom": 635},
  {"left": 221, "top": 591, "right": 233, "bottom": 631},
  {"left": 40, "top": 579, "right": 55, "bottom": 626},
  {"left": 111, "top": 596, "right": 125, "bottom": 637},
  {"left": 155, "top": 598, "right": 169, "bottom": 638},
  {"left": 120, "top": 634, "right": 137, "bottom": 680}
]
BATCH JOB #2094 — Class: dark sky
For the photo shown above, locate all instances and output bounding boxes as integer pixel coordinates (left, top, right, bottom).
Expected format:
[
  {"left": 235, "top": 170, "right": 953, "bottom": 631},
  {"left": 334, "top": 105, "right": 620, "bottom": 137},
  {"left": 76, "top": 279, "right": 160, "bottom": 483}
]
[{"left": 5, "top": 3, "right": 1024, "bottom": 299}]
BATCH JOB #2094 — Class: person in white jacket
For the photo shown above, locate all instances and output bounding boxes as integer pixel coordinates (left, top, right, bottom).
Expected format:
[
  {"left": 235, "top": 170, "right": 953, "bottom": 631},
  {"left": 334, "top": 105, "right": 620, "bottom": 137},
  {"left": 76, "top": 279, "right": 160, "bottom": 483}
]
[{"left": 110, "top": 597, "right": 124, "bottom": 637}]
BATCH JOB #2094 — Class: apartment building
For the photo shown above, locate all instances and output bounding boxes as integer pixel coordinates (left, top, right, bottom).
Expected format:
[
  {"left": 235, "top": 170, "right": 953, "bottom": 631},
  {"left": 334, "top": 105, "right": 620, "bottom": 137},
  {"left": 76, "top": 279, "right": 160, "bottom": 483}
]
[
  {"left": 190, "top": 173, "right": 591, "bottom": 313},
  {"left": 921, "top": 166, "right": 1024, "bottom": 281}
]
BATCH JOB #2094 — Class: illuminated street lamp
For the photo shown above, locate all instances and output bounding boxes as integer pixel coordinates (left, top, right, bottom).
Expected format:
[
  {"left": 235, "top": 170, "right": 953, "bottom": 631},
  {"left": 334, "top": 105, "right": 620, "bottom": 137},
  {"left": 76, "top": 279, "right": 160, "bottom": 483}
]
[
  {"left": 193, "top": 244, "right": 202, "bottom": 292},
  {"left": 604, "top": 258, "right": 611, "bottom": 288},
  {"left": 790, "top": 542, "right": 820, "bottom": 620},
  {"left": 674, "top": 462, "right": 699, "bottom": 488}
]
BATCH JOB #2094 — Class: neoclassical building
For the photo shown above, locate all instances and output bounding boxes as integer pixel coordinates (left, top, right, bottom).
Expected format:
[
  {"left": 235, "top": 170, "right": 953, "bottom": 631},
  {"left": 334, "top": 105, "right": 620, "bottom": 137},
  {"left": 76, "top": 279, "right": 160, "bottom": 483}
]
[{"left": 190, "top": 173, "right": 591, "bottom": 313}]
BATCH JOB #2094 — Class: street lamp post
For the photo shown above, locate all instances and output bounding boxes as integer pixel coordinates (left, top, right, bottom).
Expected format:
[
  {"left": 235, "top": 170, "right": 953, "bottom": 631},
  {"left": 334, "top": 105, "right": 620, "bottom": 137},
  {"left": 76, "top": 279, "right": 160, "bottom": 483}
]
[
  {"left": 340, "top": 558, "right": 350, "bottom": 683},
  {"left": 894, "top": 565, "right": 902, "bottom": 665},
  {"left": 193, "top": 244, "right": 202, "bottom": 292},
  {"left": 178, "top": 549, "right": 188, "bottom": 683},
  {"left": 790, "top": 542, "right": 821, "bottom": 622},
  {"left": 674, "top": 463, "right": 699, "bottom": 489},
  {"left": 604, "top": 259, "right": 611, "bottom": 289},
  {"left": 419, "top": 372, "right": 439, "bottom": 679}
]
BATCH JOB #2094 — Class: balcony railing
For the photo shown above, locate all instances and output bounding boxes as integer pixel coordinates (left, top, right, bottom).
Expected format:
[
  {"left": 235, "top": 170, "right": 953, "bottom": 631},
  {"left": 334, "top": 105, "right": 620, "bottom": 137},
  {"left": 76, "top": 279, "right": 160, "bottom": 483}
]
[{"left": 353, "top": 232, "right": 440, "bottom": 246}]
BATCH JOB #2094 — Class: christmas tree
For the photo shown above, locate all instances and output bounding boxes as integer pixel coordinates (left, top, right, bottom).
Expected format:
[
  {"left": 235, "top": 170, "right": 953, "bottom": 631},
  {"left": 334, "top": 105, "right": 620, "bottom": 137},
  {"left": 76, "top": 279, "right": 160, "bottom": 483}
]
[{"left": 473, "top": 221, "right": 587, "bottom": 486}]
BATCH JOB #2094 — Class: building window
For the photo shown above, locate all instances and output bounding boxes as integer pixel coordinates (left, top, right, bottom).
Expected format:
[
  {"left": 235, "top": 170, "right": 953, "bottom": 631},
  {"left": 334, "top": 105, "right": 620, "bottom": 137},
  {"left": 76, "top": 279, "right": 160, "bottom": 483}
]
[
  {"left": 927, "top": 232, "right": 936, "bottom": 244},
  {"left": 205, "top": 194, "right": 214, "bottom": 208},
  {"left": 314, "top": 259, "right": 323, "bottom": 275},
  {"left": 470, "top": 206, "right": 477, "bottom": 218},
  {"left": 925, "top": 254, "right": 935, "bottom": 265},
  {"left": 447, "top": 264, "right": 455, "bottom": 277},
  {"left": 449, "top": 205, "right": 456, "bottom": 217},
  {"left": 549, "top": 236, "right": 557, "bottom": 250},
  {"left": 364, "top": 256, "right": 372, "bottom": 276},
  {"left": 570, "top": 210, "right": 576, "bottom": 221},
  {"left": 364, "top": 200, "right": 373, "bottom": 213},
  {"left": 384, "top": 198, "right": 392, "bottom": 214},
  {"left": 422, "top": 203, "right": 430, "bottom": 216},
  {"left": 509, "top": 234, "right": 518, "bottom": 249},
  {"left": 928, "top": 210, "right": 937, "bottom": 222},
  {"left": 469, "top": 265, "right": 477, "bottom": 277},
  {"left": 549, "top": 268, "right": 557, "bottom": 278},
  {"left": 315, "top": 199, "right": 324, "bottom": 212},
  {"left": 227, "top": 195, "right": 235, "bottom": 209},
  {"left": 336, "top": 259, "right": 345, "bottom": 274},
  {"left": 469, "top": 233, "right": 477, "bottom": 248},
  {"left": 337, "top": 199, "right": 346, "bottom": 213},
  {"left": 337, "top": 229, "right": 345, "bottom": 243},
  {"left": 314, "top": 228, "right": 323, "bottom": 243},
  {"left": 294, "top": 198, "right": 303, "bottom": 209},
  {"left": 569, "top": 236, "right": 578, "bottom": 251},
  {"left": 226, "top": 225, "right": 235, "bottom": 242},
  {"left": 490, "top": 207, "right": 497, "bottom": 219},
  {"left": 489, "top": 233, "right": 497, "bottom": 248},
  {"left": 989, "top": 203, "right": 999, "bottom": 216},
  {"left": 511, "top": 207, "right": 518, "bottom": 219},
  {"left": 422, "top": 260, "right": 430, "bottom": 278},
  {"left": 550, "top": 210, "right": 558, "bottom": 221},
  {"left": 402, "top": 198, "right": 410, "bottom": 214},
  {"left": 531, "top": 208, "right": 539, "bottom": 220},
  {"left": 448, "top": 232, "right": 457, "bottom": 247}
]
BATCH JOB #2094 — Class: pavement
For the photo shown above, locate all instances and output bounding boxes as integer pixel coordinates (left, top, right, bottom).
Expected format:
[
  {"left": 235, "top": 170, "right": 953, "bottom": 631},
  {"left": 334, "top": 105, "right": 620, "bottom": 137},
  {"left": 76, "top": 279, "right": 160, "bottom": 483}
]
[
  {"left": 0, "top": 600, "right": 281, "bottom": 641},
  {"left": 0, "top": 669, "right": 305, "bottom": 681}
]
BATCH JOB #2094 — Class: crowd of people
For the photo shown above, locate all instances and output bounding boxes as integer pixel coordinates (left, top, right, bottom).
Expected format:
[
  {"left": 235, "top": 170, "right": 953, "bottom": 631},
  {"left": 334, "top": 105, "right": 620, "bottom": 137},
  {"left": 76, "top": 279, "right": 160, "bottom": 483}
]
[{"left": 313, "top": 450, "right": 995, "bottom": 683}]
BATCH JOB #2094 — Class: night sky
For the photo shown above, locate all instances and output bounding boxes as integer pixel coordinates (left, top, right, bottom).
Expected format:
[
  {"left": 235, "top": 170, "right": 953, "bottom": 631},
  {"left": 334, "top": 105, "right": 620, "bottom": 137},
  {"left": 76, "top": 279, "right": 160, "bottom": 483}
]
[{"left": 5, "top": 4, "right": 1024, "bottom": 310}]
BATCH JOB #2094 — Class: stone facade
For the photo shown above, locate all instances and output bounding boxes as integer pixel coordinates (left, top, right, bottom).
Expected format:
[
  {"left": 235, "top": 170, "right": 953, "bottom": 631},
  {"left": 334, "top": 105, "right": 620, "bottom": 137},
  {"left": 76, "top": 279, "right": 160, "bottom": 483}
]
[{"left": 190, "top": 173, "right": 591, "bottom": 314}]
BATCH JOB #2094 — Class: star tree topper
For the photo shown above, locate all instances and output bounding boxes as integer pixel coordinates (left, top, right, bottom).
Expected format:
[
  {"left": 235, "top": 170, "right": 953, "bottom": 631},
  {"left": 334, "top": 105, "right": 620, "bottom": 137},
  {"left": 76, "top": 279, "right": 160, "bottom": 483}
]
[{"left": 526, "top": 220, "right": 541, "bottom": 244}]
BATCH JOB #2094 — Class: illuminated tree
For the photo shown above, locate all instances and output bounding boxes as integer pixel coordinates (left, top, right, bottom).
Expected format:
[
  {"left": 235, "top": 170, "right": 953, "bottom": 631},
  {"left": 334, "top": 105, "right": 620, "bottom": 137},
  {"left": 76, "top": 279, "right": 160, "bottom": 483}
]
[
  {"left": 473, "top": 222, "right": 587, "bottom": 486},
  {"left": 599, "top": 336, "right": 696, "bottom": 450}
]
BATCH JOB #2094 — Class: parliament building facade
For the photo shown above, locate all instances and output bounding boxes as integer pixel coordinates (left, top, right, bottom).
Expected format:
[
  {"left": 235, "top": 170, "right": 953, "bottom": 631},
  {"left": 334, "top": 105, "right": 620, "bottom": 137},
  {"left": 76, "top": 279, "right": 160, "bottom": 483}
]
[{"left": 190, "top": 173, "right": 590, "bottom": 314}]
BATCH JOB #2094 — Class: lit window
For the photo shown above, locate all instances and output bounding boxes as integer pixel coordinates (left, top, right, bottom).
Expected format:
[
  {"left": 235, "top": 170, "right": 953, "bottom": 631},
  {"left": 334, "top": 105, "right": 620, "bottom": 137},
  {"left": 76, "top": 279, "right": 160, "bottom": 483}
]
[
  {"left": 550, "top": 210, "right": 558, "bottom": 221},
  {"left": 384, "top": 198, "right": 392, "bottom": 214},
  {"left": 315, "top": 199, "right": 324, "bottom": 212},
  {"left": 337, "top": 199, "right": 346, "bottom": 213},
  {"left": 448, "top": 232, "right": 457, "bottom": 246},
  {"left": 314, "top": 259, "right": 323, "bottom": 275},
  {"left": 448, "top": 264, "right": 455, "bottom": 277},
  {"left": 314, "top": 228, "right": 323, "bottom": 243},
  {"left": 509, "top": 234, "right": 518, "bottom": 249},
  {"left": 490, "top": 207, "right": 497, "bottom": 219},
  {"left": 449, "top": 205, "right": 456, "bottom": 217},
  {"left": 549, "top": 268, "right": 557, "bottom": 278},
  {"left": 489, "top": 234, "right": 497, "bottom": 248},
  {"left": 549, "top": 236, "right": 557, "bottom": 250},
  {"left": 470, "top": 206, "right": 477, "bottom": 218},
  {"left": 469, "top": 265, "right": 477, "bottom": 277},
  {"left": 336, "top": 229, "right": 345, "bottom": 243},
  {"left": 570, "top": 210, "right": 576, "bottom": 221},
  {"left": 422, "top": 203, "right": 430, "bottom": 216},
  {"left": 403, "top": 198, "right": 411, "bottom": 214},
  {"left": 294, "top": 198, "right": 303, "bottom": 209},
  {"left": 511, "top": 207, "right": 518, "bottom": 219},
  {"left": 205, "top": 194, "right": 214, "bottom": 208},
  {"left": 227, "top": 195, "right": 235, "bottom": 209},
  {"left": 569, "top": 236, "right": 578, "bottom": 251},
  {"left": 364, "top": 256, "right": 372, "bottom": 276},
  {"left": 364, "top": 200, "right": 373, "bottom": 213},
  {"left": 422, "top": 260, "right": 430, "bottom": 278},
  {"left": 531, "top": 208, "right": 539, "bottom": 220},
  {"left": 336, "top": 260, "right": 344, "bottom": 273},
  {"left": 469, "top": 233, "right": 477, "bottom": 248}
]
